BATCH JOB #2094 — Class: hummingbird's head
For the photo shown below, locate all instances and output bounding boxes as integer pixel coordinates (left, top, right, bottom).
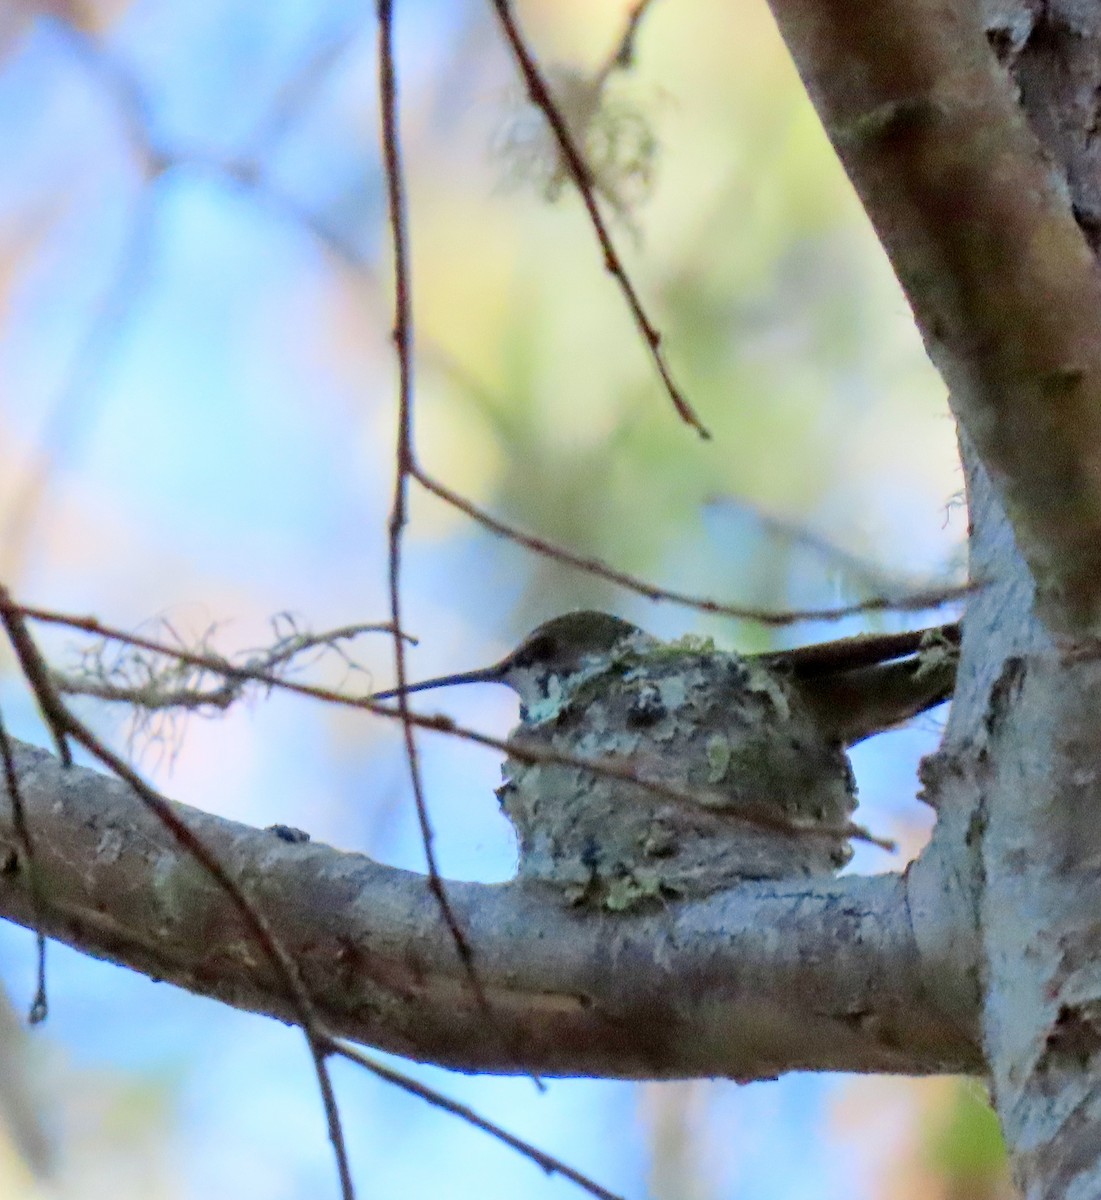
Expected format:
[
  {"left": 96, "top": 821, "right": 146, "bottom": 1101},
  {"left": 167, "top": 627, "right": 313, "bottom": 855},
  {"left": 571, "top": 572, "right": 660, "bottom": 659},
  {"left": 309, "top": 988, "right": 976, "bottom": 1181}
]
[
  {"left": 370, "top": 610, "right": 649, "bottom": 712},
  {"left": 499, "top": 611, "right": 647, "bottom": 710},
  {"left": 505, "top": 611, "right": 643, "bottom": 674}
]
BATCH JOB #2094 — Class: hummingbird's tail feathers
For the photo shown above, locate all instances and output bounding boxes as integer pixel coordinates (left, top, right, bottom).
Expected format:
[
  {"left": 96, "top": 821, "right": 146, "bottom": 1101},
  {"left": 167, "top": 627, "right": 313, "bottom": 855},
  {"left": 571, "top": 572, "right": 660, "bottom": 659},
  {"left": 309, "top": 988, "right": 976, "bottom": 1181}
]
[
  {"left": 764, "top": 621, "right": 961, "bottom": 678},
  {"left": 797, "top": 650, "right": 958, "bottom": 746}
]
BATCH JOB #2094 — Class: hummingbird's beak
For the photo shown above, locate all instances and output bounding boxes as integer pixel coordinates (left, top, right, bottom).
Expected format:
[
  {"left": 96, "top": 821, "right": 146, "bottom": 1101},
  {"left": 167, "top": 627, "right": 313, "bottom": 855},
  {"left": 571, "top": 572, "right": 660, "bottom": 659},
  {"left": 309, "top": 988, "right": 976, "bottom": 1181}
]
[{"left": 370, "top": 663, "right": 507, "bottom": 702}]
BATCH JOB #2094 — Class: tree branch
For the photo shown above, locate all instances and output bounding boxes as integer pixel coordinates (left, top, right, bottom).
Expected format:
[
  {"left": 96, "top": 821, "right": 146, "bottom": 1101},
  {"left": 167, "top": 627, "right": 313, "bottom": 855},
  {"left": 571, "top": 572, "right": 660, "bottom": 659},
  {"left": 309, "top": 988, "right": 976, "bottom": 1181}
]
[{"left": 0, "top": 738, "right": 980, "bottom": 1080}]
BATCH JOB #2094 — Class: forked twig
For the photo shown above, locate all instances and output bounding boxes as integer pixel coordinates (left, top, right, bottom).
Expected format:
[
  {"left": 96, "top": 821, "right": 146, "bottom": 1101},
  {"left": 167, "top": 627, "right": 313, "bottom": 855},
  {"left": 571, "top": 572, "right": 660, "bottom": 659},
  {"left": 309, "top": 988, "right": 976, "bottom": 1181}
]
[
  {"left": 375, "top": 0, "right": 548, "bottom": 1089},
  {"left": 0, "top": 589, "right": 357, "bottom": 1200},
  {"left": 375, "top": 0, "right": 478, "bottom": 999}
]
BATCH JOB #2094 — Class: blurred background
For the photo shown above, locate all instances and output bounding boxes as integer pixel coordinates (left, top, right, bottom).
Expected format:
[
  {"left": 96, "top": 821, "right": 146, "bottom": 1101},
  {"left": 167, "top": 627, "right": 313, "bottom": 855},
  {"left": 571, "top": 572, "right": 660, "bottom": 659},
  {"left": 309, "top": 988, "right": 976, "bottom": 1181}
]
[{"left": 0, "top": 0, "right": 1006, "bottom": 1196}]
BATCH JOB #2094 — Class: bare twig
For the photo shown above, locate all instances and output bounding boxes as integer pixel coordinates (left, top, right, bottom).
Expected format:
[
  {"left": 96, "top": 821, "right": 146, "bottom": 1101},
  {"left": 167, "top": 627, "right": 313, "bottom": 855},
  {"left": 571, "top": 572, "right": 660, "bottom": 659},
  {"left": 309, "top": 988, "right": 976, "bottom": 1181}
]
[
  {"left": 376, "top": 0, "right": 479, "bottom": 989},
  {"left": 0, "top": 590, "right": 357, "bottom": 1200},
  {"left": 9, "top": 599, "right": 896, "bottom": 852},
  {"left": 0, "top": 593, "right": 72, "bottom": 768},
  {"left": 55, "top": 617, "right": 404, "bottom": 715},
  {"left": 374, "top": 0, "right": 545, "bottom": 1089},
  {"left": 415, "top": 469, "right": 972, "bottom": 625},
  {"left": 488, "top": 0, "right": 709, "bottom": 439},
  {"left": 80, "top": 730, "right": 360, "bottom": 1197},
  {"left": 597, "top": 0, "right": 661, "bottom": 81},
  {"left": 332, "top": 1041, "right": 625, "bottom": 1200},
  {"left": 0, "top": 711, "right": 47, "bottom": 1024}
]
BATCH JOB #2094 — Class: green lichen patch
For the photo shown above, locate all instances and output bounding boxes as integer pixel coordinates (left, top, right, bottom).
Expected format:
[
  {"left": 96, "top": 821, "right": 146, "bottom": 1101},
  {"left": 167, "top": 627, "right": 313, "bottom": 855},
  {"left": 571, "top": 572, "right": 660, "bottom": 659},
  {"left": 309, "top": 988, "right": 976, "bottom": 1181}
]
[{"left": 705, "top": 733, "right": 732, "bottom": 783}]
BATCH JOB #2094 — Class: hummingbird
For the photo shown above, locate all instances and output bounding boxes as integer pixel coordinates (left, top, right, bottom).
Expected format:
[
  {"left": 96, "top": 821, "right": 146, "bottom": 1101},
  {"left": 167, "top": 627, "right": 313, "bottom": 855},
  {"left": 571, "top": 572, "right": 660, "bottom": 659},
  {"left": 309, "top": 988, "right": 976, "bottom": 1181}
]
[{"left": 373, "top": 613, "right": 959, "bottom": 909}]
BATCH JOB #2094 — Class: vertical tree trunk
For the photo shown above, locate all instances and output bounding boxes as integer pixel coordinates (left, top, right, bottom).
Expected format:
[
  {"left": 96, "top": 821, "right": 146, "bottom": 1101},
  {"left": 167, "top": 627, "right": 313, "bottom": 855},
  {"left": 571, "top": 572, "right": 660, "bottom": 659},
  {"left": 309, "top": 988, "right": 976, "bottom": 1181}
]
[{"left": 765, "top": 2, "right": 1101, "bottom": 1194}]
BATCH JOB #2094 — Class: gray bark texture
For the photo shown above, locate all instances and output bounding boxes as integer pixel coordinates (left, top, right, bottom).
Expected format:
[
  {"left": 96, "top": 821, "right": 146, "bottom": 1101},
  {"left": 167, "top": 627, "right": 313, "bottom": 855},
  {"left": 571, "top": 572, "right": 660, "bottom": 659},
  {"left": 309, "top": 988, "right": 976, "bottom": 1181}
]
[{"left": 0, "top": 2, "right": 1100, "bottom": 1196}]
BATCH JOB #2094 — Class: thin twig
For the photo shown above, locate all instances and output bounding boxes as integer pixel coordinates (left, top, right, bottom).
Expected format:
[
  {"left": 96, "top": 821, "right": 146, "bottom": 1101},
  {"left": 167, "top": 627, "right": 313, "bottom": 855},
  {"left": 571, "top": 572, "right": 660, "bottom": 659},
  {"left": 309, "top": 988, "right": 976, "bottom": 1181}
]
[
  {"left": 0, "top": 593, "right": 356, "bottom": 1200},
  {"left": 376, "top": 0, "right": 478, "bottom": 989},
  {"left": 54, "top": 618, "right": 406, "bottom": 715},
  {"left": 0, "top": 711, "right": 48, "bottom": 1024},
  {"left": 597, "top": 0, "right": 661, "bottom": 81},
  {"left": 488, "top": 0, "right": 710, "bottom": 439},
  {"left": 9, "top": 599, "right": 896, "bottom": 852},
  {"left": 420, "top": 350, "right": 969, "bottom": 621},
  {"left": 415, "top": 469, "right": 973, "bottom": 625},
  {"left": 80, "top": 728, "right": 362, "bottom": 1196},
  {"left": 0, "top": 591, "right": 72, "bottom": 768},
  {"left": 374, "top": 1, "right": 545, "bottom": 1087},
  {"left": 332, "top": 1041, "right": 625, "bottom": 1200}
]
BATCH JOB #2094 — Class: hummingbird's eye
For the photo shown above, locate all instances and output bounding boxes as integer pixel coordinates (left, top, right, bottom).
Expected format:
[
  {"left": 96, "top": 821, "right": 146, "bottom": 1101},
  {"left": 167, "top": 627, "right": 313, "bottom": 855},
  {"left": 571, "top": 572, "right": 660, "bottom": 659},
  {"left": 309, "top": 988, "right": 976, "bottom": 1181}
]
[{"left": 515, "top": 634, "right": 555, "bottom": 668}]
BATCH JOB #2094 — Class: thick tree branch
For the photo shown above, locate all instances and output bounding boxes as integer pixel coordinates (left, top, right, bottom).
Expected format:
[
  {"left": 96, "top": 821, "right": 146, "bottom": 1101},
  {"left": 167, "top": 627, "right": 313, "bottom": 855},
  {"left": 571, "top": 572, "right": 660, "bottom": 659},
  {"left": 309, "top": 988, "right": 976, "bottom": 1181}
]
[
  {"left": 0, "top": 738, "right": 980, "bottom": 1079},
  {"left": 765, "top": 0, "right": 1101, "bottom": 634}
]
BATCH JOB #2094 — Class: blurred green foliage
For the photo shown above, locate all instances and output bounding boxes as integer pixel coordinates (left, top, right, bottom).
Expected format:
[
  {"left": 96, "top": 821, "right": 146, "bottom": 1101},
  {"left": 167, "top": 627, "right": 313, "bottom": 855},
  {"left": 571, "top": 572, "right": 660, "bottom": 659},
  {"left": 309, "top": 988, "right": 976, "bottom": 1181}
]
[{"left": 926, "top": 1081, "right": 1009, "bottom": 1188}]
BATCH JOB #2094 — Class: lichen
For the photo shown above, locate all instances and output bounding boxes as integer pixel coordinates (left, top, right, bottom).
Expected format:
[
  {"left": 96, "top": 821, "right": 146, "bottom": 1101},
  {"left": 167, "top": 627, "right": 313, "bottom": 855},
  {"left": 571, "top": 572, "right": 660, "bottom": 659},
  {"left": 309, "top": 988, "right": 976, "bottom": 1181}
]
[
  {"left": 743, "top": 661, "right": 791, "bottom": 718},
  {"left": 706, "top": 733, "right": 732, "bottom": 783},
  {"left": 656, "top": 673, "right": 689, "bottom": 713},
  {"left": 602, "top": 869, "right": 669, "bottom": 911}
]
